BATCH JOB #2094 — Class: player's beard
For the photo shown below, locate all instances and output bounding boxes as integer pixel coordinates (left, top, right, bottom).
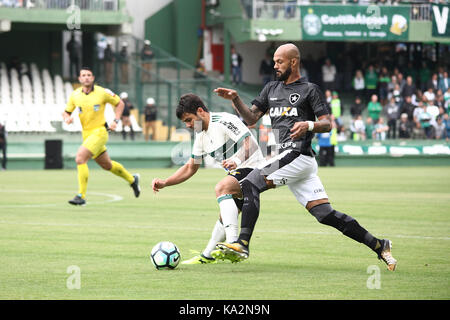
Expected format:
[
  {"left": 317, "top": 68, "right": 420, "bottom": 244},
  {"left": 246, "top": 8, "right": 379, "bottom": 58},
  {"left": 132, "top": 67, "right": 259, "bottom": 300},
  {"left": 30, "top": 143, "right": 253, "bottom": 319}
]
[
  {"left": 276, "top": 65, "right": 292, "bottom": 82},
  {"left": 193, "top": 119, "right": 204, "bottom": 132}
]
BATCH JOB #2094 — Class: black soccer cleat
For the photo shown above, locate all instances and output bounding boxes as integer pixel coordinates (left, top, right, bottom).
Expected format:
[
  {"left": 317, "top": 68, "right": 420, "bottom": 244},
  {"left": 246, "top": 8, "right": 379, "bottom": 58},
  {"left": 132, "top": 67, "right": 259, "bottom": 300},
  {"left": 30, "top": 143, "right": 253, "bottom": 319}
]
[
  {"left": 68, "top": 194, "right": 86, "bottom": 206},
  {"left": 130, "top": 174, "right": 141, "bottom": 198}
]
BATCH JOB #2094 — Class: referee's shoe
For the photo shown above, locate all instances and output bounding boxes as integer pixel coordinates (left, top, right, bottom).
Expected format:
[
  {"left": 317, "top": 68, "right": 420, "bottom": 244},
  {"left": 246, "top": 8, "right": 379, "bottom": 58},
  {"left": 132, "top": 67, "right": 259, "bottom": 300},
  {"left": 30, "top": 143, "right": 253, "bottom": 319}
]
[
  {"left": 68, "top": 194, "right": 86, "bottom": 206},
  {"left": 130, "top": 174, "right": 141, "bottom": 198}
]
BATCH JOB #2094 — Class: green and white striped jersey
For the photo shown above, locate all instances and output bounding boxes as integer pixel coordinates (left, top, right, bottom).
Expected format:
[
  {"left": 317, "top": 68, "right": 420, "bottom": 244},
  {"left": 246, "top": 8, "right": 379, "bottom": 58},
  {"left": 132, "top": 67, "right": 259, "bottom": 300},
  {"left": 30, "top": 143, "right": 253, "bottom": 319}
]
[{"left": 191, "top": 112, "right": 264, "bottom": 169}]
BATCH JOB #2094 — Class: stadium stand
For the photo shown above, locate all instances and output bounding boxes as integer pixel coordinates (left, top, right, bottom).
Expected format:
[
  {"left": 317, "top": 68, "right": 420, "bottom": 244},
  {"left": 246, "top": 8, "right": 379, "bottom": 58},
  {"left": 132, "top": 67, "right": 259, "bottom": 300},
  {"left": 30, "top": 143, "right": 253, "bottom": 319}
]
[{"left": 0, "top": 61, "right": 142, "bottom": 134}]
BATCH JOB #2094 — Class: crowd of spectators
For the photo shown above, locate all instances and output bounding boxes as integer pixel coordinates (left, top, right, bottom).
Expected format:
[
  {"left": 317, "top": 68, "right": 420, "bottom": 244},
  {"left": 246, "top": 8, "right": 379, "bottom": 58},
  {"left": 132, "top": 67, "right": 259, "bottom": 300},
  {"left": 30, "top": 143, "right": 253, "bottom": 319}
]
[
  {"left": 255, "top": 40, "right": 449, "bottom": 142},
  {"left": 295, "top": 41, "right": 450, "bottom": 142},
  {"left": 338, "top": 64, "right": 450, "bottom": 141}
]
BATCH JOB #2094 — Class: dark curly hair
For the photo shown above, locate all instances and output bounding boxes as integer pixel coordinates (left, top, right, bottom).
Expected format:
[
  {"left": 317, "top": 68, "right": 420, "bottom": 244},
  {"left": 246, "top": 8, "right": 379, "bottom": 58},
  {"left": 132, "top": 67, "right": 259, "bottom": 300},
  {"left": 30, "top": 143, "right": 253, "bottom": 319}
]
[{"left": 176, "top": 93, "right": 209, "bottom": 119}]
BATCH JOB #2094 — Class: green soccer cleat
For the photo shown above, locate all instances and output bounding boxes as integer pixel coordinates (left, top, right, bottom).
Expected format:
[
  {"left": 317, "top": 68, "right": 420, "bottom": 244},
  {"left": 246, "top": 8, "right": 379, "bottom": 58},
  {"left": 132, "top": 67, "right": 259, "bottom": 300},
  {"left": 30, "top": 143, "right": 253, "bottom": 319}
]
[
  {"left": 216, "top": 241, "right": 249, "bottom": 262},
  {"left": 130, "top": 174, "right": 141, "bottom": 198},
  {"left": 378, "top": 239, "right": 397, "bottom": 271},
  {"left": 181, "top": 254, "right": 217, "bottom": 265},
  {"left": 210, "top": 249, "right": 226, "bottom": 261},
  {"left": 68, "top": 194, "right": 86, "bottom": 206},
  {"left": 211, "top": 249, "right": 243, "bottom": 263}
]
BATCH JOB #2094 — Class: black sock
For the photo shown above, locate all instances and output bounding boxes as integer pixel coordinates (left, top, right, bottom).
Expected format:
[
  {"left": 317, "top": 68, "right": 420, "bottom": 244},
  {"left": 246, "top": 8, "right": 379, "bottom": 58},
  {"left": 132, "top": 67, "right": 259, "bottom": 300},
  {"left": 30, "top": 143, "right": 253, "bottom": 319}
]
[
  {"left": 237, "top": 180, "right": 261, "bottom": 247},
  {"left": 233, "top": 198, "right": 244, "bottom": 212},
  {"left": 321, "top": 210, "right": 381, "bottom": 253}
]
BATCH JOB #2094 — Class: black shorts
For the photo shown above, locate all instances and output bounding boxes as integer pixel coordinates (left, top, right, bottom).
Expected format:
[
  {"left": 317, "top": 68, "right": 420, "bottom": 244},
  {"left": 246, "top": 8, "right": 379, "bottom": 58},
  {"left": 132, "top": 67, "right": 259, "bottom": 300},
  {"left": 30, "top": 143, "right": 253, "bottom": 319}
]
[
  {"left": 227, "top": 167, "right": 254, "bottom": 182},
  {"left": 227, "top": 167, "right": 253, "bottom": 211}
]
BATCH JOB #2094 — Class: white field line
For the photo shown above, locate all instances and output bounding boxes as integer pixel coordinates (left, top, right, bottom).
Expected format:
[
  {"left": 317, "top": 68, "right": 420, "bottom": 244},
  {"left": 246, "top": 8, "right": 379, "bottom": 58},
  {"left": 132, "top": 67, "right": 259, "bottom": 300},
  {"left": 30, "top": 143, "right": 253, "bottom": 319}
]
[
  {"left": 0, "top": 190, "right": 123, "bottom": 207},
  {"left": 0, "top": 220, "right": 447, "bottom": 241}
]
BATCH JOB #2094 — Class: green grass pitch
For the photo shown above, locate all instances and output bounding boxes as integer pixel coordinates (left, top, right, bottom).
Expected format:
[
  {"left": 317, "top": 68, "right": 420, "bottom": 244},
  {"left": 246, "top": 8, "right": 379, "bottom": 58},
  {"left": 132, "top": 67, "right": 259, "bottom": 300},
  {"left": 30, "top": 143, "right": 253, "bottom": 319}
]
[{"left": 0, "top": 166, "right": 449, "bottom": 300}]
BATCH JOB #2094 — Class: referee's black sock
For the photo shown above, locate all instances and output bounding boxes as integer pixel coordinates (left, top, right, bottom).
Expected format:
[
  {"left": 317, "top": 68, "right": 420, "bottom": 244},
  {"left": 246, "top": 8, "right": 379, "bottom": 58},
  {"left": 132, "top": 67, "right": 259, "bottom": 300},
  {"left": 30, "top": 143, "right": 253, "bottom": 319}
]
[{"left": 237, "top": 179, "right": 261, "bottom": 247}]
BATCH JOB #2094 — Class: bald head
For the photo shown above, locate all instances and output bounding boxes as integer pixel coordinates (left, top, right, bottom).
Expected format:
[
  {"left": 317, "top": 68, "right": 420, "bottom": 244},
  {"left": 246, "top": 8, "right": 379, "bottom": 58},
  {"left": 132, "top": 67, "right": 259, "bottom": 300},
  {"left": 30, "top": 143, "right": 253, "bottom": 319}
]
[
  {"left": 273, "top": 43, "right": 301, "bottom": 83},
  {"left": 275, "top": 43, "right": 300, "bottom": 62}
]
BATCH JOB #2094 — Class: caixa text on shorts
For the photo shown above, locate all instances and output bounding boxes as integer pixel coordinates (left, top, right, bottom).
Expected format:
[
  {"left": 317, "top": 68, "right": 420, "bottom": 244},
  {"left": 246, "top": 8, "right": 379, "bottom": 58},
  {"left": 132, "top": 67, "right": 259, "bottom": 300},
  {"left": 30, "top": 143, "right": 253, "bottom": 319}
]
[{"left": 223, "top": 304, "right": 270, "bottom": 315}]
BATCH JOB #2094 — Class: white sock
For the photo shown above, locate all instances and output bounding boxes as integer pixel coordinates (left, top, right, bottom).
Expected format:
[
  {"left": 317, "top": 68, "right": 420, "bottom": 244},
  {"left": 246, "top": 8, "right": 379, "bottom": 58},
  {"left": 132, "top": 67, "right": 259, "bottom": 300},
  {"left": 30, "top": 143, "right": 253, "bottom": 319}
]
[
  {"left": 202, "top": 220, "right": 225, "bottom": 258},
  {"left": 218, "top": 196, "right": 239, "bottom": 243}
]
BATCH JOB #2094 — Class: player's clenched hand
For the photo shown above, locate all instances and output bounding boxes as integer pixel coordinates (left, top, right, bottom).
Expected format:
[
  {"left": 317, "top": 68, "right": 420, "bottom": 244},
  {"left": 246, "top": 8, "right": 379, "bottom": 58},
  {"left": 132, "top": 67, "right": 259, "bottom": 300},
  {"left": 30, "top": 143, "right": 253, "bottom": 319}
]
[
  {"left": 152, "top": 178, "right": 166, "bottom": 193},
  {"left": 109, "top": 121, "right": 118, "bottom": 131},
  {"left": 64, "top": 116, "right": 73, "bottom": 125},
  {"left": 222, "top": 159, "right": 237, "bottom": 171},
  {"left": 214, "top": 88, "right": 238, "bottom": 100},
  {"left": 290, "top": 121, "right": 309, "bottom": 140}
]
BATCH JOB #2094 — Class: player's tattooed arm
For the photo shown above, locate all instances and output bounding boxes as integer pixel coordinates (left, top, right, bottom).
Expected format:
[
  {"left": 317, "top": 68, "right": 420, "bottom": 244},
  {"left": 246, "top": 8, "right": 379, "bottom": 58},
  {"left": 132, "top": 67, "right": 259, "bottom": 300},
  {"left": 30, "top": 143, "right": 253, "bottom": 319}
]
[
  {"left": 231, "top": 100, "right": 264, "bottom": 126},
  {"left": 290, "top": 114, "right": 331, "bottom": 140},
  {"left": 313, "top": 114, "right": 332, "bottom": 133},
  {"left": 214, "top": 87, "right": 264, "bottom": 126}
]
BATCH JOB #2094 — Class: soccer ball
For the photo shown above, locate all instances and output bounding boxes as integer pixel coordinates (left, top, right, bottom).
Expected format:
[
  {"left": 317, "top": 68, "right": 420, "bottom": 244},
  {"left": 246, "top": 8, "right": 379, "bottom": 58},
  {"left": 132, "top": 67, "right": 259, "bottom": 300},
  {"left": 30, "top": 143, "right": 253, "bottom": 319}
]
[{"left": 150, "top": 241, "right": 181, "bottom": 270}]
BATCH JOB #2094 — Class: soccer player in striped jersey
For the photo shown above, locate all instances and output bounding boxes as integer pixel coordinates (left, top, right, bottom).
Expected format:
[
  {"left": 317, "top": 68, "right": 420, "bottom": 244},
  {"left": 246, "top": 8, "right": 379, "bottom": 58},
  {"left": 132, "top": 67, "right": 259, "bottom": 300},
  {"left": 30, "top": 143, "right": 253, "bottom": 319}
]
[
  {"left": 152, "top": 93, "right": 265, "bottom": 264},
  {"left": 63, "top": 67, "right": 140, "bottom": 206}
]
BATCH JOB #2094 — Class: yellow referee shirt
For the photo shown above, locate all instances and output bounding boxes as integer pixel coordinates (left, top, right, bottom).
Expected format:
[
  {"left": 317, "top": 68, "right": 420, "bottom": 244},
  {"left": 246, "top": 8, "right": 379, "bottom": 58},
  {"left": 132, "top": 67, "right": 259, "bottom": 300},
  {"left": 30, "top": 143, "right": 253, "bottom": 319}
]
[{"left": 65, "top": 85, "right": 120, "bottom": 132}]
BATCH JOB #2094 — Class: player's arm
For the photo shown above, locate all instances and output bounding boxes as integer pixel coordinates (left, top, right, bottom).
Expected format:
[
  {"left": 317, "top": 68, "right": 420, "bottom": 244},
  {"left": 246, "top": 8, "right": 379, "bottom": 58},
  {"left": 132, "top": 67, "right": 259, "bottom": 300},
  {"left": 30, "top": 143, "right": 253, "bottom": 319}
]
[
  {"left": 232, "top": 101, "right": 264, "bottom": 127},
  {"left": 114, "top": 99, "right": 125, "bottom": 120},
  {"left": 152, "top": 158, "right": 201, "bottom": 193},
  {"left": 290, "top": 84, "right": 331, "bottom": 140},
  {"left": 290, "top": 115, "right": 332, "bottom": 140},
  {"left": 223, "top": 135, "right": 258, "bottom": 171},
  {"left": 62, "top": 111, "right": 73, "bottom": 124},
  {"left": 214, "top": 88, "right": 264, "bottom": 126},
  {"left": 62, "top": 95, "right": 75, "bottom": 124},
  {"left": 109, "top": 99, "right": 124, "bottom": 131}
]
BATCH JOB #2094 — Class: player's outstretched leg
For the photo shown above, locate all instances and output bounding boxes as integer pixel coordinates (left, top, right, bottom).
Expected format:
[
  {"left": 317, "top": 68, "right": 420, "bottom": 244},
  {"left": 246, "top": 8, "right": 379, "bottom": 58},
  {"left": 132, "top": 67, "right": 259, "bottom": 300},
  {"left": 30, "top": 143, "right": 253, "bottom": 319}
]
[{"left": 309, "top": 203, "right": 397, "bottom": 271}]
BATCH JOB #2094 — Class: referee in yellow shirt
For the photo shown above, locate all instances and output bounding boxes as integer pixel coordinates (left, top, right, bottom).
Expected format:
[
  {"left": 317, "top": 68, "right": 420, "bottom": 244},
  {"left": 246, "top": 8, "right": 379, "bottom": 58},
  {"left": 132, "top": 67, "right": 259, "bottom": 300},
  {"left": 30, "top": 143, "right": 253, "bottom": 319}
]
[{"left": 62, "top": 67, "right": 140, "bottom": 205}]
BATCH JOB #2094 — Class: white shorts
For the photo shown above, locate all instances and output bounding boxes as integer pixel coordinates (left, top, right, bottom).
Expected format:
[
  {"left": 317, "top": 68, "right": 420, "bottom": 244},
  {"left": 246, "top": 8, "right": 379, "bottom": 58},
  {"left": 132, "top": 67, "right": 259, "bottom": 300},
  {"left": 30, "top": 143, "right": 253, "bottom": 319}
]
[{"left": 261, "top": 150, "right": 328, "bottom": 207}]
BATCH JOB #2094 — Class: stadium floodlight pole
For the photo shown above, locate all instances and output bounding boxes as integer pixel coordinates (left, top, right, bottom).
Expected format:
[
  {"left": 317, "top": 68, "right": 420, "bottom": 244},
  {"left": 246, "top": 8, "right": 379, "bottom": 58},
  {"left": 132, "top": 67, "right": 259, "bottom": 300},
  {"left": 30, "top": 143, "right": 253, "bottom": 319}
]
[
  {"left": 114, "top": 39, "right": 119, "bottom": 93},
  {"left": 252, "top": 0, "right": 256, "bottom": 19},
  {"left": 223, "top": 26, "right": 231, "bottom": 84},
  {"left": 167, "top": 82, "right": 173, "bottom": 141}
]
